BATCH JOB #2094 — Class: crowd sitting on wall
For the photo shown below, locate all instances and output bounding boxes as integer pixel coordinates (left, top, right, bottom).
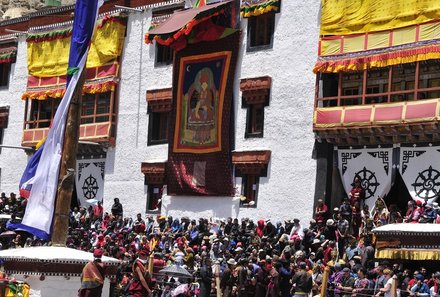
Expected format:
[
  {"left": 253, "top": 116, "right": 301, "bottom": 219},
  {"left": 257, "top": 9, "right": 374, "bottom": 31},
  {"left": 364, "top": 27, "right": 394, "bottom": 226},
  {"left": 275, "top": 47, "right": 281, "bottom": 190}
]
[{"left": 0, "top": 193, "right": 439, "bottom": 297}]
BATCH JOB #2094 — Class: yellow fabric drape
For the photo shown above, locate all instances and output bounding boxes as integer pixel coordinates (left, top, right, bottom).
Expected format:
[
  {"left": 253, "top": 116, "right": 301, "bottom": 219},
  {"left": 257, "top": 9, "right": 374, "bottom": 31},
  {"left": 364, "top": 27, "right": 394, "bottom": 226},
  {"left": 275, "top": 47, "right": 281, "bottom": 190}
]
[
  {"left": 375, "top": 248, "right": 440, "bottom": 261},
  {"left": 27, "top": 19, "right": 126, "bottom": 77},
  {"left": 314, "top": 45, "right": 440, "bottom": 73},
  {"left": 320, "top": 0, "right": 440, "bottom": 35}
]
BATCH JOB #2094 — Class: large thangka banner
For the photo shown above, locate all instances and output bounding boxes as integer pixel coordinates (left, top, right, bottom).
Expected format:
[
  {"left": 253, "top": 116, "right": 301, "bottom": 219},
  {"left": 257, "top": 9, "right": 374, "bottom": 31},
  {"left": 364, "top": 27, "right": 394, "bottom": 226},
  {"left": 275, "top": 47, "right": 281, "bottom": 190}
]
[
  {"left": 167, "top": 32, "right": 240, "bottom": 196},
  {"left": 399, "top": 145, "right": 440, "bottom": 203},
  {"left": 75, "top": 158, "right": 106, "bottom": 206},
  {"left": 337, "top": 147, "right": 394, "bottom": 211}
]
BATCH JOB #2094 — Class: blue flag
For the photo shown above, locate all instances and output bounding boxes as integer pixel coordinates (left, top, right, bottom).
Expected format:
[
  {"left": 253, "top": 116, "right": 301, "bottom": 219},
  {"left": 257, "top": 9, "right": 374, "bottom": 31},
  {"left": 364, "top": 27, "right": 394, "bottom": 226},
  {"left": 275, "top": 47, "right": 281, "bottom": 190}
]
[{"left": 13, "top": 0, "right": 103, "bottom": 240}]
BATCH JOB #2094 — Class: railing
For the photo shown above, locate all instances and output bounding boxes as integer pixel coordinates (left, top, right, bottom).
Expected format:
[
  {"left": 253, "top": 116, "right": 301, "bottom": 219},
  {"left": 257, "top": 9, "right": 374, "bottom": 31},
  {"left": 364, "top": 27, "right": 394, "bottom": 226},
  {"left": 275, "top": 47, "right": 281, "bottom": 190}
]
[
  {"left": 22, "top": 121, "right": 114, "bottom": 147},
  {"left": 314, "top": 97, "right": 440, "bottom": 129}
]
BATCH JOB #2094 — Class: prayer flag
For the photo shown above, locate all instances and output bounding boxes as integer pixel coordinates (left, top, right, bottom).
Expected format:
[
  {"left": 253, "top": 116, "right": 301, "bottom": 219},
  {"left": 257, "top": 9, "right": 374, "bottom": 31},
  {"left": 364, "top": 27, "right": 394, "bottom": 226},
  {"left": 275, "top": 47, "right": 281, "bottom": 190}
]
[{"left": 12, "top": 0, "right": 103, "bottom": 240}]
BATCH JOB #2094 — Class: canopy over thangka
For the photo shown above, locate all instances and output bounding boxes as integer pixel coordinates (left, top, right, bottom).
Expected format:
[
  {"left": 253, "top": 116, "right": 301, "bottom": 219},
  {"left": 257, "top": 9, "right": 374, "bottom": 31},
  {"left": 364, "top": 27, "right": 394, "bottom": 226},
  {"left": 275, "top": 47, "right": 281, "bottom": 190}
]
[{"left": 145, "top": 1, "right": 233, "bottom": 47}]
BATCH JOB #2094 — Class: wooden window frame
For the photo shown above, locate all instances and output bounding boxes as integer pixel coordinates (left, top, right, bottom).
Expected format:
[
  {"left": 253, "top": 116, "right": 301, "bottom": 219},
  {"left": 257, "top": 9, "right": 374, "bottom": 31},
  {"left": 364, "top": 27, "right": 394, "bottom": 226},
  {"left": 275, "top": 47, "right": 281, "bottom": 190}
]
[
  {"left": 0, "top": 128, "right": 3, "bottom": 154},
  {"left": 0, "top": 63, "right": 10, "bottom": 88},
  {"left": 154, "top": 43, "right": 174, "bottom": 67},
  {"left": 147, "top": 109, "right": 169, "bottom": 146},
  {"left": 235, "top": 165, "right": 268, "bottom": 208},
  {"left": 24, "top": 97, "right": 60, "bottom": 129},
  {"left": 146, "top": 185, "right": 163, "bottom": 213},
  {"left": 24, "top": 91, "right": 116, "bottom": 130},
  {"left": 243, "top": 94, "right": 269, "bottom": 138},
  {"left": 315, "top": 60, "right": 440, "bottom": 107},
  {"left": 80, "top": 92, "right": 113, "bottom": 125},
  {"left": 245, "top": 103, "right": 265, "bottom": 138},
  {"left": 247, "top": 12, "right": 276, "bottom": 51},
  {"left": 239, "top": 174, "right": 259, "bottom": 207}
]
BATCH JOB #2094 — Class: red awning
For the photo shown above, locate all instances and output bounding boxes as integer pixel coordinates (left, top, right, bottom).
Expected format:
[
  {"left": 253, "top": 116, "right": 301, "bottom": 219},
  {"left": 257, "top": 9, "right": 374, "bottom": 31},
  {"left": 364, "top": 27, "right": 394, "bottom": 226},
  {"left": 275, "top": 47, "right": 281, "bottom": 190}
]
[{"left": 145, "top": 1, "right": 232, "bottom": 44}]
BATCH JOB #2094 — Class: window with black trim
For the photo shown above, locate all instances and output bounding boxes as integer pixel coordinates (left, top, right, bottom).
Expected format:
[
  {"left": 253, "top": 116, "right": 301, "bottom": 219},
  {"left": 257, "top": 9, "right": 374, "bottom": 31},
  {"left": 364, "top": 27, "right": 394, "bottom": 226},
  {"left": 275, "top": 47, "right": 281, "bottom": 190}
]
[
  {"left": 155, "top": 43, "right": 173, "bottom": 66},
  {"left": 243, "top": 96, "right": 269, "bottom": 138},
  {"left": 0, "top": 63, "right": 10, "bottom": 87},
  {"left": 240, "top": 174, "right": 259, "bottom": 207},
  {"left": 247, "top": 12, "right": 276, "bottom": 51},
  {"left": 148, "top": 109, "right": 169, "bottom": 145},
  {"left": 0, "top": 128, "right": 3, "bottom": 154},
  {"left": 147, "top": 185, "right": 163, "bottom": 212}
]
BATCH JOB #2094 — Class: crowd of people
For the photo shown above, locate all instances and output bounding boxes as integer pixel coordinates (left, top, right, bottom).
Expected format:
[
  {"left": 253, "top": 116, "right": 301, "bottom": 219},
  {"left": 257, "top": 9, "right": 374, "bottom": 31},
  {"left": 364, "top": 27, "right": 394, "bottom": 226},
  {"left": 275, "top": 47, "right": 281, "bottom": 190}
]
[{"left": 0, "top": 191, "right": 439, "bottom": 297}]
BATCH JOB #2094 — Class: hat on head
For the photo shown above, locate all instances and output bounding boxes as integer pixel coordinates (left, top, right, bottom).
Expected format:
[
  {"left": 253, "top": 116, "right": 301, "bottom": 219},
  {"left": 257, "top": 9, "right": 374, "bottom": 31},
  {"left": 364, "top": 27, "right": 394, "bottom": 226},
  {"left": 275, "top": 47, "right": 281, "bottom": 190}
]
[
  {"left": 138, "top": 249, "right": 149, "bottom": 257},
  {"left": 415, "top": 274, "right": 424, "bottom": 281},
  {"left": 416, "top": 200, "right": 422, "bottom": 206},
  {"left": 299, "top": 262, "right": 306, "bottom": 269},
  {"left": 312, "top": 239, "right": 321, "bottom": 245},
  {"left": 433, "top": 202, "right": 439, "bottom": 209},
  {"left": 342, "top": 267, "right": 351, "bottom": 273},
  {"left": 434, "top": 273, "right": 440, "bottom": 279},
  {"left": 227, "top": 258, "right": 237, "bottom": 265},
  {"left": 235, "top": 247, "right": 243, "bottom": 252},
  {"left": 93, "top": 249, "right": 103, "bottom": 258},
  {"left": 326, "top": 219, "right": 335, "bottom": 226}
]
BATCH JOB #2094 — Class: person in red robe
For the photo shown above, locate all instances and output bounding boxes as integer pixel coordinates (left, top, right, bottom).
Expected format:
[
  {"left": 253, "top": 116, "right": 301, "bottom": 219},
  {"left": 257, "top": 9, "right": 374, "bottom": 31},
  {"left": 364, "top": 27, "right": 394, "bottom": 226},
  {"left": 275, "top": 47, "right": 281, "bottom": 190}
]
[
  {"left": 128, "top": 249, "right": 153, "bottom": 297},
  {"left": 349, "top": 178, "right": 365, "bottom": 207},
  {"left": 314, "top": 199, "right": 329, "bottom": 227},
  {"left": 78, "top": 249, "right": 105, "bottom": 297}
]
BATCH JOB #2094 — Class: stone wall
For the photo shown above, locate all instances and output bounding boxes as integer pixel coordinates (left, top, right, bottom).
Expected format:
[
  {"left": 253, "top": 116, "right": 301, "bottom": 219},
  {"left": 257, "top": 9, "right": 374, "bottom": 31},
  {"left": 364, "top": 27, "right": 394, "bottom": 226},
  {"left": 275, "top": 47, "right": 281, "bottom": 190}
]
[{"left": 0, "top": 0, "right": 75, "bottom": 20}]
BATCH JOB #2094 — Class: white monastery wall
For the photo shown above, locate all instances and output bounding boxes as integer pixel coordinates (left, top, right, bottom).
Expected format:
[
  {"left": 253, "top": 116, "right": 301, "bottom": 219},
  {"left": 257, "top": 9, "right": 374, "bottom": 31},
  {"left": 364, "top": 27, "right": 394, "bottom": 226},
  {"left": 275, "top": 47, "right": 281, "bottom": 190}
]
[
  {"left": 0, "top": 36, "right": 29, "bottom": 194},
  {"left": 232, "top": 0, "right": 321, "bottom": 222},
  {"left": 0, "top": 0, "right": 321, "bottom": 224},
  {"left": 161, "top": 0, "right": 321, "bottom": 222}
]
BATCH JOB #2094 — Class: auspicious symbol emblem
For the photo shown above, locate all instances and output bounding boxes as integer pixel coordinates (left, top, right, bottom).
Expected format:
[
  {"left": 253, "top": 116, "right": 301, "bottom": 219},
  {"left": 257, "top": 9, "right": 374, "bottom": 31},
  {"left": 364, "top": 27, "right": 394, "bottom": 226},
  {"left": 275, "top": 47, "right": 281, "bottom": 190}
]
[
  {"left": 82, "top": 174, "right": 99, "bottom": 199},
  {"left": 411, "top": 166, "right": 440, "bottom": 200},
  {"left": 352, "top": 167, "right": 380, "bottom": 200}
]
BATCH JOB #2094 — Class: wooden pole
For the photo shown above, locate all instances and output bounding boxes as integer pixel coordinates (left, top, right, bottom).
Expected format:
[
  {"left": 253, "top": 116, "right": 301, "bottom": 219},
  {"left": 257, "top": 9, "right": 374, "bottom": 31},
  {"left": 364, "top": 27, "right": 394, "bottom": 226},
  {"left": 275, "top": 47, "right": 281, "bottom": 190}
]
[
  {"left": 320, "top": 266, "right": 330, "bottom": 297},
  {"left": 214, "top": 261, "right": 222, "bottom": 297},
  {"left": 51, "top": 71, "right": 86, "bottom": 246},
  {"left": 391, "top": 275, "right": 397, "bottom": 297},
  {"left": 148, "top": 254, "right": 154, "bottom": 274}
]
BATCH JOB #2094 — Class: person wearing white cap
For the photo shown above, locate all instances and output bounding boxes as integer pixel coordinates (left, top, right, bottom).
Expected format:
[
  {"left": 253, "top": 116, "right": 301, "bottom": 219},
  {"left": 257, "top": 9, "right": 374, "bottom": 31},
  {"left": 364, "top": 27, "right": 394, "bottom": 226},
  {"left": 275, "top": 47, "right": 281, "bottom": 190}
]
[{"left": 419, "top": 203, "right": 436, "bottom": 223}]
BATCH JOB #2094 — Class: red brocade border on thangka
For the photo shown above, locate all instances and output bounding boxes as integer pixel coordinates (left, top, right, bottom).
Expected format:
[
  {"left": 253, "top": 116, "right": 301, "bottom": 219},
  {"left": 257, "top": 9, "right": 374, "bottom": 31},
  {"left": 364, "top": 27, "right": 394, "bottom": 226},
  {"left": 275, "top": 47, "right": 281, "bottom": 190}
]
[{"left": 166, "top": 32, "right": 241, "bottom": 196}]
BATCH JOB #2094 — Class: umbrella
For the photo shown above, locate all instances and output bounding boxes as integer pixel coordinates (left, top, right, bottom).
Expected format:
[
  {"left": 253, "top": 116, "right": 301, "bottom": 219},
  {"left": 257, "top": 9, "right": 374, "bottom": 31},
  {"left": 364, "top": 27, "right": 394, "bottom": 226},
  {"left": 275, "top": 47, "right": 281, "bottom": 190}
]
[
  {"left": 0, "top": 231, "right": 16, "bottom": 238},
  {"left": 159, "top": 265, "right": 192, "bottom": 278}
]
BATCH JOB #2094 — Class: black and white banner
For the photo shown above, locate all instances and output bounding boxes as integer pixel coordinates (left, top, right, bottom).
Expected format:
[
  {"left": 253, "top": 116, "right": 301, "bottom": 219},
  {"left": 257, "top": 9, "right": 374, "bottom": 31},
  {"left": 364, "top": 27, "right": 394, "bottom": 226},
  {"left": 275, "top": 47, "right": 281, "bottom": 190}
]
[
  {"left": 337, "top": 147, "right": 394, "bottom": 211},
  {"left": 399, "top": 145, "right": 440, "bottom": 203},
  {"left": 75, "top": 158, "right": 106, "bottom": 206}
]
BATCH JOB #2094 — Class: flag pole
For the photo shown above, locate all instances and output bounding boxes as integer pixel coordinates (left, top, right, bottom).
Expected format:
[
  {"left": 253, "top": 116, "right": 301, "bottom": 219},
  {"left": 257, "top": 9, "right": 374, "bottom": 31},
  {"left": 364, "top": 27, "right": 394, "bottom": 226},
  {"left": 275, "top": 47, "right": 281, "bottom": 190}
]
[{"left": 51, "top": 70, "right": 86, "bottom": 246}]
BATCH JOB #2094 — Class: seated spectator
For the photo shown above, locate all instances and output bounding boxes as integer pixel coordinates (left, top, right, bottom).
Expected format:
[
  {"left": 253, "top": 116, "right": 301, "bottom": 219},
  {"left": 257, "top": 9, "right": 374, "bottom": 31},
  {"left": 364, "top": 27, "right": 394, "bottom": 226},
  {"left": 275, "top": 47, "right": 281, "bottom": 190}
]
[{"left": 419, "top": 204, "right": 436, "bottom": 223}]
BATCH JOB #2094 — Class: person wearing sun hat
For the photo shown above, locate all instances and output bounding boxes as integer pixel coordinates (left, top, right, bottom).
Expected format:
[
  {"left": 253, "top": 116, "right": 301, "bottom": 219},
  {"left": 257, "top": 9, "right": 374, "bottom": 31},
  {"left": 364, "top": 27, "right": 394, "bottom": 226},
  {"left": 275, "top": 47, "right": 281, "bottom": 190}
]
[
  {"left": 78, "top": 248, "right": 105, "bottom": 297},
  {"left": 221, "top": 258, "right": 237, "bottom": 297}
]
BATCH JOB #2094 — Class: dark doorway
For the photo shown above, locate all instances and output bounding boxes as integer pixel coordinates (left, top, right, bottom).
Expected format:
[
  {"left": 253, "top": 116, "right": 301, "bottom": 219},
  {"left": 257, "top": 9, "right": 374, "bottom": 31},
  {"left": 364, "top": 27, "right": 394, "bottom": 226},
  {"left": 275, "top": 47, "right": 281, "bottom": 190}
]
[{"left": 385, "top": 172, "right": 412, "bottom": 213}]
